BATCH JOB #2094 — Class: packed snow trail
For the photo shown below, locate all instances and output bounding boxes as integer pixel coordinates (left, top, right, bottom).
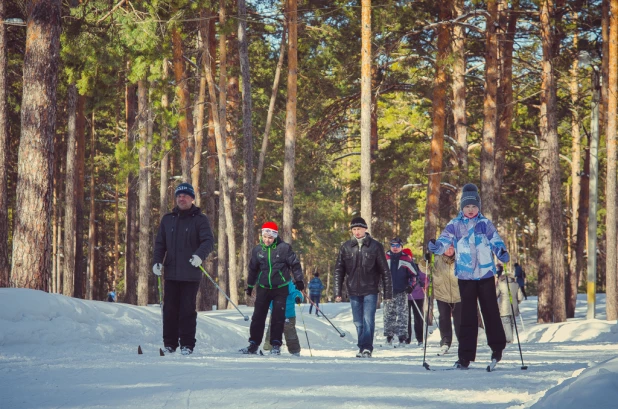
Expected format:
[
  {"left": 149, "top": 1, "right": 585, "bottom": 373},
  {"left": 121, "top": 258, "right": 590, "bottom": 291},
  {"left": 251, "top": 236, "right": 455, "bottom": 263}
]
[{"left": 1, "top": 289, "right": 617, "bottom": 408}]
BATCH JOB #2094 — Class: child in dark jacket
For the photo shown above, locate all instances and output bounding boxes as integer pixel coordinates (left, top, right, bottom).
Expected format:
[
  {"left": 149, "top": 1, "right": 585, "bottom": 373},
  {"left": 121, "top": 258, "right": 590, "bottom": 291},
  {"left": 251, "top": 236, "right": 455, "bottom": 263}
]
[{"left": 307, "top": 273, "right": 324, "bottom": 316}]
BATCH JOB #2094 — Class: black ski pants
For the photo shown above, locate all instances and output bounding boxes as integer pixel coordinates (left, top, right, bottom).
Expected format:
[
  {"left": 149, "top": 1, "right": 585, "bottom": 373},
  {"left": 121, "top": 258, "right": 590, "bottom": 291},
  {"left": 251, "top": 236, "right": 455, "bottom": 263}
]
[
  {"left": 458, "top": 277, "right": 506, "bottom": 362},
  {"left": 249, "top": 285, "right": 289, "bottom": 346},
  {"left": 408, "top": 298, "right": 424, "bottom": 343},
  {"left": 437, "top": 300, "right": 461, "bottom": 347},
  {"left": 163, "top": 279, "right": 200, "bottom": 350}
]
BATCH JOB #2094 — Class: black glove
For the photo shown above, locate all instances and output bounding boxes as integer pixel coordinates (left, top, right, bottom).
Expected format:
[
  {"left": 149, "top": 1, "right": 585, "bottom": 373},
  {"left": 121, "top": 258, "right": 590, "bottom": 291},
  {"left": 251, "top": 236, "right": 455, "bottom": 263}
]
[
  {"left": 295, "top": 281, "right": 305, "bottom": 291},
  {"left": 245, "top": 287, "right": 253, "bottom": 297},
  {"left": 405, "top": 286, "right": 413, "bottom": 294},
  {"left": 295, "top": 296, "right": 301, "bottom": 305},
  {"left": 424, "top": 251, "right": 432, "bottom": 262}
]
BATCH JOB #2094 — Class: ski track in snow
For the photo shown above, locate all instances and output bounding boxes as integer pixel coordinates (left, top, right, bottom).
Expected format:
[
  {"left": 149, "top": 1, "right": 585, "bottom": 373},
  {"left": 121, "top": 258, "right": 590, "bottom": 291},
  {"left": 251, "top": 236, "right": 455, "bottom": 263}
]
[{"left": 1, "top": 289, "right": 618, "bottom": 408}]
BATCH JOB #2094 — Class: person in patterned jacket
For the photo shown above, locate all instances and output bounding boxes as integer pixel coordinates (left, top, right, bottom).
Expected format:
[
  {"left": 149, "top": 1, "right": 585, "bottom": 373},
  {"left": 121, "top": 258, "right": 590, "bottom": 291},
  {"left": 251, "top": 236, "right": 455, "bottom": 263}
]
[{"left": 428, "top": 183, "right": 509, "bottom": 369}]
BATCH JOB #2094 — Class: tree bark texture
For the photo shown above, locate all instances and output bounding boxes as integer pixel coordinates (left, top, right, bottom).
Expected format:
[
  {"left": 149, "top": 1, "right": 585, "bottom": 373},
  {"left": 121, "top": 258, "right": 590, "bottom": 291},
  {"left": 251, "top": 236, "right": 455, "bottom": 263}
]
[
  {"left": 451, "top": 0, "right": 467, "bottom": 180},
  {"left": 602, "top": 0, "right": 610, "bottom": 135},
  {"left": 160, "top": 59, "right": 170, "bottom": 215},
  {"left": 423, "top": 0, "right": 450, "bottom": 248},
  {"left": 10, "top": 0, "right": 61, "bottom": 290},
  {"left": 283, "top": 0, "right": 298, "bottom": 243},
  {"left": 124, "top": 83, "right": 138, "bottom": 305},
  {"left": 480, "top": 0, "right": 498, "bottom": 220},
  {"left": 0, "top": 0, "right": 10, "bottom": 288},
  {"left": 193, "top": 62, "right": 206, "bottom": 208},
  {"left": 137, "top": 80, "right": 151, "bottom": 306},
  {"left": 63, "top": 85, "right": 78, "bottom": 296},
  {"left": 606, "top": 0, "right": 618, "bottom": 321},
  {"left": 87, "top": 110, "right": 96, "bottom": 300},
  {"left": 74, "top": 95, "right": 86, "bottom": 298},
  {"left": 360, "top": 0, "right": 372, "bottom": 233},
  {"left": 172, "top": 26, "right": 195, "bottom": 184}
]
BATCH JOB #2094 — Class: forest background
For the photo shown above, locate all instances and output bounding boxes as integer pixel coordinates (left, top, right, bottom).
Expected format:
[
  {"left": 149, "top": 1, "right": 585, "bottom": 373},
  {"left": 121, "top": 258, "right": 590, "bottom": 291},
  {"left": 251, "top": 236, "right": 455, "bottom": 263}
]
[{"left": 2, "top": 0, "right": 617, "bottom": 324}]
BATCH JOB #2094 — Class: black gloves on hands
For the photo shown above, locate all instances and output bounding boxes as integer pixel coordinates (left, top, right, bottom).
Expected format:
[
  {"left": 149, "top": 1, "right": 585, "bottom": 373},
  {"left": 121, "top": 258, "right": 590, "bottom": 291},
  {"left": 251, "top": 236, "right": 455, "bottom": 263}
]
[
  {"left": 295, "top": 281, "right": 305, "bottom": 291},
  {"left": 295, "top": 296, "right": 302, "bottom": 305},
  {"left": 245, "top": 287, "right": 253, "bottom": 297},
  {"left": 405, "top": 286, "right": 413, "bottom": 294},
  {"left": 424, "top": 251, "right": 432, "bottom": 262}
]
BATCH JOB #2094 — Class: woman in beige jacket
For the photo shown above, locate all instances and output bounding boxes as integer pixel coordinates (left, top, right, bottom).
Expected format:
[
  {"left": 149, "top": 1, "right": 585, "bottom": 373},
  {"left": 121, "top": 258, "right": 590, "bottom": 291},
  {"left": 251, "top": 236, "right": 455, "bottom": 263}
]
[{"left": 432, "top": 245, "right": 462, "bottom": 355}]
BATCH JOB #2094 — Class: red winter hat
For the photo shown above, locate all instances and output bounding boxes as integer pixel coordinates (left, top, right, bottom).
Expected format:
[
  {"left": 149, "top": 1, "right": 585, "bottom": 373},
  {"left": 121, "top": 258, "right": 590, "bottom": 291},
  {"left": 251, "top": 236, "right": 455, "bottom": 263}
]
[
  {"left": 261, "top": 221, "right": 278, "bottom": 232},
  {"left": 403, "top": 248, "right": 413, "bottom": 258}
]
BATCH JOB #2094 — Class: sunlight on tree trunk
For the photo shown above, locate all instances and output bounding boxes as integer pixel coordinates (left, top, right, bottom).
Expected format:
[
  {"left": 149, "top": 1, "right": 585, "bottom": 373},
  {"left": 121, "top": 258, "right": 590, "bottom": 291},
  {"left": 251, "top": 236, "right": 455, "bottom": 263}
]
[{"left": 360, "top": 0, "right": 372, "bottom": 233}]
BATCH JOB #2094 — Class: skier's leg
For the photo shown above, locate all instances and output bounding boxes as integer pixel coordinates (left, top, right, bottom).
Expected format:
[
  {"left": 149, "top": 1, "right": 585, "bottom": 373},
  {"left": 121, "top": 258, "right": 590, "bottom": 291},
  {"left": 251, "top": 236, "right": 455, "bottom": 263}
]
[
  {"left": 457, "top": 279, "right": 480, "bottom": 362},
  {"left": 163, "top": 280, "right": 181, "bottom": 349},
  {"left": 350, "top": 295, "right": 364, "bottom": 351},
  {"left": 412, "top": 298, "right": 424, "bottom": 343},
  {"left": 263, "top": 321, "right": 273, "bottom": 351},
  {"left": 361, "top": 293, "right": 378, "bottom": 351},
  {"left": 269, "top": 286, "right": 289, "bottom": 347},
  {"left": 452, "top": 301, "right": 462, "bottom": 342},
  {"left": 437, "top": 300, "right": 453, "bottom": 347},
  {"left": 501, "top": 316, "right": 514, "bottom": 343},
  {"left": 395, "top": 292, "right": 409, "bottom": 341},
  {"left": 478, "top": 277, "right": 507, "bottom": 354},
  {"left": 284, "top": 317, "right": 301, "bottom": 354},
  {"left": 407, "top": 299, "right": 413, "bottom": 343},
  {"left": 383, "top": 293, "right": 397, "bottom": 338},
  {"left": 178, "top": 281, "right": 200, "bottom": 350},
  {"left": 249, "top": 287, "right": 272, "bottom": 345}
]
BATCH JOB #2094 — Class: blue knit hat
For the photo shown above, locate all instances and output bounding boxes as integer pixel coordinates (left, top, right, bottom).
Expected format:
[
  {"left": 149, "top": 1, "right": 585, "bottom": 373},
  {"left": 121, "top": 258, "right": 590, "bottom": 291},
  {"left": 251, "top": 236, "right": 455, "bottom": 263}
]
[
  {"left": 175, "top": 183, "right": 195, "bottom": 199},
  {"left": 460, "top": 183, "right": 481, "bottom": 210}
]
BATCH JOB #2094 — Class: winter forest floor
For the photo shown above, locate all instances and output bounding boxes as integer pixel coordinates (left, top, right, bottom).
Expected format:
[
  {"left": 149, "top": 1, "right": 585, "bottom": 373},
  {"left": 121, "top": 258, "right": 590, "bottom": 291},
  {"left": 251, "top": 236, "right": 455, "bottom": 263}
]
[{"left": 1, "top": 289, "right": 618, "bottom": 409}]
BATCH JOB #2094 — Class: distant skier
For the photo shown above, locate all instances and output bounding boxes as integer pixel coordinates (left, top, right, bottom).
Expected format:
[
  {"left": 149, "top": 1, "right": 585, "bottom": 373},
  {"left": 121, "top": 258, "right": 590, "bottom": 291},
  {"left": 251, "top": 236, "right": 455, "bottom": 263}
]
[
  {"left": 496, "top": 272, "right": 524, "bottom": 343},
  {"left": 240, "top": 222, "right": 305, "bottom": 355},
  {"left": 107, "top": 291, "right": 116, "bottom": 302},
  {"left": 431, "top": 244, "right": 461, "bottom": 355},
  {"left": 406, "top": 249, "right": 425, "bottom": 347},
  {"left": 152, "top": 183, "right": 215, "bottom": 356},
  {"left": 514, "top": 263, "right": 528, "bottom": 300},
  {"left": 307, "top": 272, "right": 324, "bottom": 316},
  {"left": 334, "top": 216, "right": 393, "bottom": 358},
  {"left": 428, "top": 183, "right": 509, "bottom": 369},
  {"left": 263, "top": 281, "right": 304, "bottom": 356},
  {"left": 384, "top": 238, "right": 416, "bottom": 347}
]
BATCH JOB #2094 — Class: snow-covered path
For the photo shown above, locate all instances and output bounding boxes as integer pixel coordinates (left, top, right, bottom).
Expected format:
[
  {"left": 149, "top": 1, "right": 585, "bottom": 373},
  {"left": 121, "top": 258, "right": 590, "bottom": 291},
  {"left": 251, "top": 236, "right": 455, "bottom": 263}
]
[{"left": 1, "top": 289, "right": 617, "bottom": 408}]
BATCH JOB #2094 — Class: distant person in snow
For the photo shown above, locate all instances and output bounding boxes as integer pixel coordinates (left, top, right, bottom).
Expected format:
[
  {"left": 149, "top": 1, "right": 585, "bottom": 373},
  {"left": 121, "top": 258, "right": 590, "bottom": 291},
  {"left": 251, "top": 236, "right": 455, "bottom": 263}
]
[
  {"left": 428, "top": 183, "right": 508, "bottom": 369},
  {"left": 384, "top": 238, "right": 417, "bottom": 347},
  {"left": 334, "top": 217, "right": 393, "bottom": 358},
  {"left": 514, "top": 263, "right": 528, "bottom": 300},
  {"left": 308, "top": 272, "right": 325, "bottom": 316},
  {"left": 152, "top": 183, "right": 215, "bottom": 356},
  {"left": 240, "top": 222, "right": 305, "bottom": 355},
  {"left": 406, "top": 248, "right": 426, "bottom": 346},
  {"left": 496, "top": 272, "right": 524, "bottom": 343},
  {"left": 263, "top": 281, "right": 304, "bottom": 356},
  {"left": 107, "top": 291, "right": 116, "bottom": 302},
  {"left": 430, "top": 244, "right": 461, "bottom": 356}
]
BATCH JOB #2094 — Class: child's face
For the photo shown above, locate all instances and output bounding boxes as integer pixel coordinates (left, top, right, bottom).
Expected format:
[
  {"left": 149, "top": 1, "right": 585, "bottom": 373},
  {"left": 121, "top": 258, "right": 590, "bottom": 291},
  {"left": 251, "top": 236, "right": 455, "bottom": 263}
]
[{"left": 463, "top": 205, "right": 479, "bottom": 218}]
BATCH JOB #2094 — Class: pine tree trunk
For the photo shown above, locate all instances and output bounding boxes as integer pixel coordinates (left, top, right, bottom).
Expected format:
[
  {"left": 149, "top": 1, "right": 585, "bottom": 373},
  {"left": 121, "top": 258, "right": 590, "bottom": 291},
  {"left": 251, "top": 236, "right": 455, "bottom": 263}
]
[
  {"left": 0, "top": 0, "right": 9, "bottom": 288},
  {"left": 605, "top": 0, "right": 618, "bottom": 321},
  {"left": 193, "top": 64, "right": 206, "bottom": 208},
  {"left": 74, "top": 95, "right": 86, "bottom": 298},
  {"left": 360, "top": 0, "right": 372, "bottom": 233},
  {"left": 480, "top": 0, "right": 498, "bottom": 220},
  {"left": 87, "top": 110, "right": 96, "bottom": 300},
  {"left": 601, "top": 0, "right": 610, "bottom": 135},
  {"left": 10, "top": 0, "right": 61, "bottom": 290},
  {"left": 423, "top": 0, "right": 450, "bottom": 247},
  {"left": 160, "top": 59, "right": 170, "bottom": 214},
  {"left": 238, "top": 0, "right": 255, "bottom": 286},
  {"left": 137, "top": 80, "right": 151, "bottom": 306},
  {"left": 63, "top": 85, "right": 78, "bottom": 296},
  {"left": 124, "top": 82, "right": 138, "bottom": 305},
  {"left": 451, "top": 0, "right": 467, "bottom": 179},
  {"left": 172, "top": 26, "right": 195, "bottom": 184}
]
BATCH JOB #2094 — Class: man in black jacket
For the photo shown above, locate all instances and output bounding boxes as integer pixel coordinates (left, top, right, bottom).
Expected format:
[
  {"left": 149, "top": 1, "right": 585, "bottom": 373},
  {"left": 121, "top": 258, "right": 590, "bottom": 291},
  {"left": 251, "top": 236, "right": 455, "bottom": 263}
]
[
  {"left": 152, "top": 183, "right": 214, "bottom": 355},
  {"left": 240, "top": 221, "right": 304, "bottom": 355},
  {"left": 334, "top": 217, "right": 393, "bottom": 358}
]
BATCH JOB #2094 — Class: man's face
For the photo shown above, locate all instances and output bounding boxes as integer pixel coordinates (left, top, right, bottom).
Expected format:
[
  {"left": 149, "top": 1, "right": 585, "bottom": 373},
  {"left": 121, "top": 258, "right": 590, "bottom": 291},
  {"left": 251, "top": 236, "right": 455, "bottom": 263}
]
[
  {"left": 463, "top": 204, "right": 479, "bottom": 218},
  {"left": 390, "top": 243, "right": 402, "bottom": 253},
  {"left": 444, "top": 245, "right": 455, "bottom": 257},
  {"left": 262, "top": 234, "right": 275, "bottom": 246},
  {"left": 351, "top": 227, "right": 367, "bottom": 239},
  {"left": 176, "top": 193, "right": 194, "bottom": 210}
]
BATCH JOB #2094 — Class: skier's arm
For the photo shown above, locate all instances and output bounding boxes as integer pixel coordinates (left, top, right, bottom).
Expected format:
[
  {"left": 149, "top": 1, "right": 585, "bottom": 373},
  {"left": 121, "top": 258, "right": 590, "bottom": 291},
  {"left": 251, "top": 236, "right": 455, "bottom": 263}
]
[
  {"left": 195, "top": 215, "right": 215, "bottom": 261},
  {"left": 286, "top": 246, "right": 304, "bottom": 283},
  {"left": 247, "top": 247, "right": 259, "bottom": 287},
  {"left": 486, "top": 220, "right": 509, "bottom": 262},
  {"left": 376, "top": 244, "right": 393, "bottom": 300},
  {"left": 429, "top": 223, "right": 457, "bottom": 255},
  {"left": 333, "top": 245, "right": 346, "bottom": 298},
  {"left": 153, "top": 219, "right": 167, "bottom": 264}
]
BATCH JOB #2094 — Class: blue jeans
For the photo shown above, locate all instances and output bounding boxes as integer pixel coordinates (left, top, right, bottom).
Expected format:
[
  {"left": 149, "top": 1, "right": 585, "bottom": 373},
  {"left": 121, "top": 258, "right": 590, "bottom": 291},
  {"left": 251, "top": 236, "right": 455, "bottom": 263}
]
[
  {"left": 309, "top": 294, "right": 321, "bottom": 315},
  {"left": 349, "top": 293, "right": 378, "bottom": 352}
]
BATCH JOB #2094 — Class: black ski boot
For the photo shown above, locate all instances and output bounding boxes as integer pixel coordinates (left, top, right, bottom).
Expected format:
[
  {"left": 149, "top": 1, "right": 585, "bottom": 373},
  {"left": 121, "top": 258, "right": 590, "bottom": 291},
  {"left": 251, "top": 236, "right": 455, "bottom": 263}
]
[
  {"left": 270, "top": 344, "right": 281, "bottom": 355},
  {"left": 454, "top": 358, "right": 470, "bottom": 369},
  {"left": 491, "top": 350, "right": 502, "bottom": 363},
  {"left": 240, "top": 341, "right": 260, "bottom": 355}
]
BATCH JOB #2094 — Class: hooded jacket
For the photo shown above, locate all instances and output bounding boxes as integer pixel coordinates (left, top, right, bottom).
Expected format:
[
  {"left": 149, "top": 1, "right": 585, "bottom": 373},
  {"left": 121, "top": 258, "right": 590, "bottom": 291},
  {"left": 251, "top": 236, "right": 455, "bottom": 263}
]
[
  {"left": 308, "top": 277, "right": 324, "bottom": 297},
  {"left": 153, "top": 205, "right": 215, "bottom": 282},
  {"left": 385, "top": 251, "right": 417, "bottom": 295},
  {"left": 334, "top": 233, "right": 393, "bottom": 299},
  {"left": 432, "top": 254, "right": 460, "bottom": 304},
  {"left": 248, "top": 236, "right": 303, "bottom": 289}
]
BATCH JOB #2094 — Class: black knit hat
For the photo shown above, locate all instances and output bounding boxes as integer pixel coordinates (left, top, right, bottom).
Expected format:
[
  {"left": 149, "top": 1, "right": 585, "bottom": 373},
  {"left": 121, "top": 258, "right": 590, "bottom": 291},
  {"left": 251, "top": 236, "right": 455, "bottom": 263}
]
[
  {"left": 350, "top": 216, "right": 368, "bottom": 229},
  {"left": 175, "top": 182, "right": 195, "bottom": 199},
  {"left": 390, "top": 237, "right": 403, "bottom": 245},
  {"left": 460, "top": 183, "right": 481, "bottom": 210}
]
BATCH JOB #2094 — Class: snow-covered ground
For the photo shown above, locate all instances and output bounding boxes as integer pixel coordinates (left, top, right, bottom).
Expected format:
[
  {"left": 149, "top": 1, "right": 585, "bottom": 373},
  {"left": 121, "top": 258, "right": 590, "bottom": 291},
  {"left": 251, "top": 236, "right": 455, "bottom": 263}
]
[{"left": 1, "top": 288, "right": 617, "bottom": 409}]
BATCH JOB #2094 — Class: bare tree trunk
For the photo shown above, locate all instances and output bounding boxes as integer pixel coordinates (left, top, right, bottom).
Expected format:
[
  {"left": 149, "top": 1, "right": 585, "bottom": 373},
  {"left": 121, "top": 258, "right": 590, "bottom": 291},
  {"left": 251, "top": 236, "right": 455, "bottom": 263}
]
[
  {"left": 74, "top": 95, "right": 86, "bottom": 298},
  {"left": 87, "top": 109, "right": 96, "bottom": 300},
  {"left": 602, "top": 0, "right": 610, "bottom": 135},
  {"left": 451, "top": 0, "right": 467, "bottom": 179},
  {"left": 114, "top": 180, "right": 119, "bottom": 290},
  {"left": 423, "top": 0, "right": 450, "bottom": 248},
  {"left": 217, "top": 194, "right": 228, "bottom": 309},
  {"left": 0, "top": 0, "right": 10, "bottom": 288},
  {"left": 137, "top": 80, "right": 151, "bottom": 306},
  {"left": 172, "top": 26, "right": 195, "bottom": 184},
  {"left": 204, "top": 4, "right": 239, "bottom": 305},
  {"left": 62, "top": 85, "right": 78, "bottom": 296},
  {"left": 124, "top": 82, "right": 138, "bottom": 305},
  {"left": 283, "top": 0, "right": 298, "bottom": 242},
  {"left": 10, "top": 0, "right": 61, "bottom": 290},
  {"left": 480, "top": 0, "right": 498, "bottom": 220},
  {"left": 360, "top": 0, "right": 372, "bottom": 233},
  {"left": 193, "top": 63, "right": 206, "bottom": 208},
  {"left": 238, "top": 0, "right": 255, "bottom": 285},
  {"left": 160, "top": 59, "right": 170, "bottom": 214},
  {"left": 606, "top": 0, "right": 618, "bottom": 321},
  {"left": 495, "top": 0, "right": 518, "bottom": 215}
]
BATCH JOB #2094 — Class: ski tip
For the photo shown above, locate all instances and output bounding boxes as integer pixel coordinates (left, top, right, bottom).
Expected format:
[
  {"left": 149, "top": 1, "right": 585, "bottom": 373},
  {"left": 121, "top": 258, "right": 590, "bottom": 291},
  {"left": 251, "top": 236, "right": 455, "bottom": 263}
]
[
  {"left": 159, "top": 348, "right": 165, "bottom": 356},
  {"left": 138, "top": 345, "right": 143, "bottom": 355}
]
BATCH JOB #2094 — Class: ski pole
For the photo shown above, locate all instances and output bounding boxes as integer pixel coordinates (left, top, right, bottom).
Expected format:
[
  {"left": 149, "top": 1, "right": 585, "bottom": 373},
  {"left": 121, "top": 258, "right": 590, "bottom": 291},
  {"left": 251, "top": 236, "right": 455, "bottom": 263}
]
[
  {"left": 298, "top": 303, "right": 313, "bottom": 357},
  {"left": 301, "top": 290, "right": 346, "bottom": 337},
  {"left": 506, "top": 274, "right": 528, "bottom": 370},
  {"left": 157, "top": 276, "right": 163, "bottom": 315},
  {"left": 422, "top": 256, "right": 433, "bottom": 370},
  {"left": 199, "top": 265, "right": 249, "bottom": 321}
]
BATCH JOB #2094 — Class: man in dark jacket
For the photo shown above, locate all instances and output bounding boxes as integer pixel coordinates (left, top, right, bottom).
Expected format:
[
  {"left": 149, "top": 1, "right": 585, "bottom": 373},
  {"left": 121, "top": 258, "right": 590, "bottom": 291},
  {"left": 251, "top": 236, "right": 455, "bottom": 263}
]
[
  {"left": 240, "top": 221, "right": 305, "bottom": 355},
  {"left": 152, "top": 183, "right": 214, "bottom": 356},
  {"left": 334, "top": 217, "right": 393, "bottom": 358}
]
